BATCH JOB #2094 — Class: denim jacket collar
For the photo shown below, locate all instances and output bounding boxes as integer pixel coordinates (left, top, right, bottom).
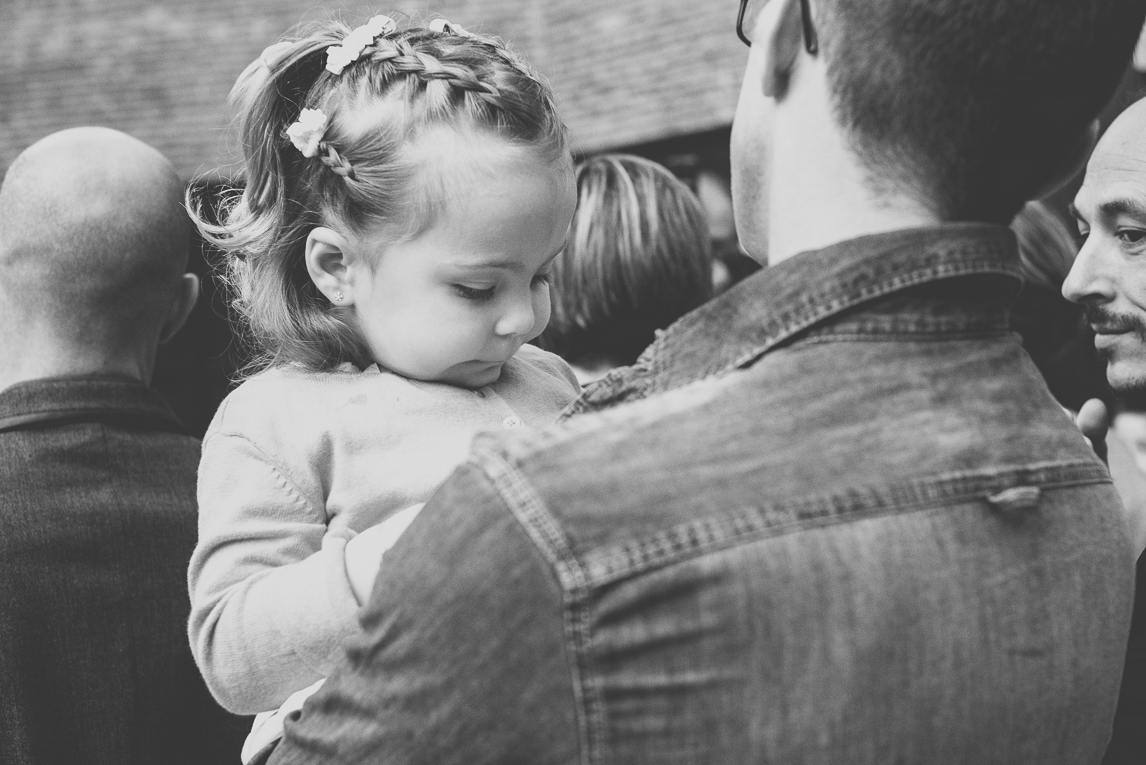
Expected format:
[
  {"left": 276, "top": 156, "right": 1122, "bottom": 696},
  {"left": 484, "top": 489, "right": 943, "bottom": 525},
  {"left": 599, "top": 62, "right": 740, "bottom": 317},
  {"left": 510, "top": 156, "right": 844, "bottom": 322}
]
[
  {"left": 0, "top": 374, "right": 186, "bottom": 435},
  {"left": 566, "top": 223, "right": 1022, "bottom": 418}
]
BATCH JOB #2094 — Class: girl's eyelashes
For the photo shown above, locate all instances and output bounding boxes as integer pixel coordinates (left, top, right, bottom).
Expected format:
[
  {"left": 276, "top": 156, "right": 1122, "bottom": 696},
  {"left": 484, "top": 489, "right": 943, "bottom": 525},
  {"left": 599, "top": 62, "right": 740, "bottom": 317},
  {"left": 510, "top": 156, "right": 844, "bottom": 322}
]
[
  {"left": 452, "top": 270, "right": 550, "bottom": 300},
  {"left": 453, "top": 284, "right": 496, "bottom": 301}
]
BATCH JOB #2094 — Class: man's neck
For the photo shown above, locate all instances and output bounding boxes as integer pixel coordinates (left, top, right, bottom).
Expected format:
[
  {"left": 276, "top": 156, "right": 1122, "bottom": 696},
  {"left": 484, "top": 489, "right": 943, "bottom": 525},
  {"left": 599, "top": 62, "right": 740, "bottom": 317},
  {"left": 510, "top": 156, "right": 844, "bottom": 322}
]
[
  {"left": 0, "top": 332, "right": 150, "bottom": 393},
  {"left": 766, "top": 63, "right": 942, "bottom": 266},
  {"left": 767, "top": 174, "right": 941, "bottom": 266}
]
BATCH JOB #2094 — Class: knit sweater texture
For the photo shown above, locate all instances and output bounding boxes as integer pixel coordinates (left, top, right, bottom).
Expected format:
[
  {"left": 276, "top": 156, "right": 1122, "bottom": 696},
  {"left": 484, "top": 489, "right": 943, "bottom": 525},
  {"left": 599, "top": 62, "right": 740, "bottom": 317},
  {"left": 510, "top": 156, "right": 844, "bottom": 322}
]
[{"left": 188, "top": 344, "right": 579, "bottom": 713}]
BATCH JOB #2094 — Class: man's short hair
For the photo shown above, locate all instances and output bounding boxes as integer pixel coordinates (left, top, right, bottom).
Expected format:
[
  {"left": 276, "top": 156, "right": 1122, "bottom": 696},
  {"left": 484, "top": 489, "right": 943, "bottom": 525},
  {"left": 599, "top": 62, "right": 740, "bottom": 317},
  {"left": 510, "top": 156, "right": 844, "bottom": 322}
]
[{"left": 821, "top": 0, "right": 1146, "bottom": 223}]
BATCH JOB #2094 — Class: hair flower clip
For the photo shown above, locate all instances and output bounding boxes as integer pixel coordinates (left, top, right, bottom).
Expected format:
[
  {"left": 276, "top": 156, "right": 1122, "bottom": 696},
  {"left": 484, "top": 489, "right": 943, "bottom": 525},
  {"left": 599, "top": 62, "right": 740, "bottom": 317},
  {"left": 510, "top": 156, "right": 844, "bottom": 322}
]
[
  {"left": 259, "top": 41, "right": 294, "bottom": 70},
  {"left": 326, "top": 15, "right": 396, "bottom": 75},
  {"left": 286, "top": 108, "right": 328, "bottom": 158},
  {"left": 428, "top": 18, "right": 472, "bottom": 37}
]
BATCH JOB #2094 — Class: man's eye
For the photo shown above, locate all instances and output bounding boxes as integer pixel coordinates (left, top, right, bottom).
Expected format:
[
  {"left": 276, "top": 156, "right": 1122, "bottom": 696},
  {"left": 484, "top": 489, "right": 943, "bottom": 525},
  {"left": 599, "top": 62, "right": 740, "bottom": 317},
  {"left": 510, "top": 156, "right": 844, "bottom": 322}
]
[
  {"left": 1117, "top": 228, "right": 1146, "bottom": 246},
  {"left": 1072, "top": 220, "right": 1090, "bottom": 249},
  {"left": 453, "top": 284, "right": 495, "bottom": 301}
]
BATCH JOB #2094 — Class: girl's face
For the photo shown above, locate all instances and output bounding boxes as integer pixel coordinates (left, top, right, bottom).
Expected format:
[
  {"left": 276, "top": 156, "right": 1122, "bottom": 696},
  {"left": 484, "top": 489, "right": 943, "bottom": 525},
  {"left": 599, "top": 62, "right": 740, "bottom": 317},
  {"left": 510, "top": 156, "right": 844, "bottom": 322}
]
[{"left": 345, "top": 155, "right": 576, "bottom": 389}]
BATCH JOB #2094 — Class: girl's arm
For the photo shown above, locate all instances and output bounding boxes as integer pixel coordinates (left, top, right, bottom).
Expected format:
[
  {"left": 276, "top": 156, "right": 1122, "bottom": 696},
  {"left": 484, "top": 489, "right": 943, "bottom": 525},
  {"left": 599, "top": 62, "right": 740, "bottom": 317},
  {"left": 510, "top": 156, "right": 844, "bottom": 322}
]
[
  {"left": 343, "top": 503, "right": 424, "bottom": 605},
  {"left": 188, "top": 431, "right": 361, "bottom": 715}
]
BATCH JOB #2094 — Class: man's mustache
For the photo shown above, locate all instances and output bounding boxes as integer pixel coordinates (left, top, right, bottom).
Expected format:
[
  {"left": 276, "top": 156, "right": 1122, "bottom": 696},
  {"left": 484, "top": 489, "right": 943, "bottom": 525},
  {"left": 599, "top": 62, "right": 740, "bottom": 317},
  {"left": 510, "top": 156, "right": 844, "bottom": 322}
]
[{"left": 1083, "top": 304, "right": 1146, "bottom": 337}]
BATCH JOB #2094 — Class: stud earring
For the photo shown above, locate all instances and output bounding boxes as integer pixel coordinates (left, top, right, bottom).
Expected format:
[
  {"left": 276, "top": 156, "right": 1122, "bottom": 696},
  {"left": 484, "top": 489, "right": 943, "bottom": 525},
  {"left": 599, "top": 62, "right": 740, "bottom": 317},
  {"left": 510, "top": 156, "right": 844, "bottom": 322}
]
[{"left": 334, "top": 291, "right": 344, "bottom": 303}]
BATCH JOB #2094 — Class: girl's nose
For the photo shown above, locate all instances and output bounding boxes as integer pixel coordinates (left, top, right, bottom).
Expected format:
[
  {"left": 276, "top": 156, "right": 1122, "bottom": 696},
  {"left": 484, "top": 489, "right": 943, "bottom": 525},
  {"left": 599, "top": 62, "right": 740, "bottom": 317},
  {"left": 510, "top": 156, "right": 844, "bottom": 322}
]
[{"left": 495, "top": 299, "right": 536, "bottom": 338}]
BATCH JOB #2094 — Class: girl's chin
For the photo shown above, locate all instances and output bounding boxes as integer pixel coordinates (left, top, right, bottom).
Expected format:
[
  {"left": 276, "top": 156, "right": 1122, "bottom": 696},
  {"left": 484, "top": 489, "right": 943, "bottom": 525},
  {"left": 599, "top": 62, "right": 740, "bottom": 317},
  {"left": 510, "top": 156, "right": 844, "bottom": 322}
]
[{"left": 440, "top": 361, "right": 505, "bottom": 389}]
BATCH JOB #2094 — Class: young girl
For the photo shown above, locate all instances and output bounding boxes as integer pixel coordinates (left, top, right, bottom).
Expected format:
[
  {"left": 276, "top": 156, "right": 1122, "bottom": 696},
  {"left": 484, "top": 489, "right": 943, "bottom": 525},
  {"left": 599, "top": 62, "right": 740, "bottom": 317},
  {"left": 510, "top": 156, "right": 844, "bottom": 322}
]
[{"left": 185, "top": 12, "right": 580, "bottom": 742}]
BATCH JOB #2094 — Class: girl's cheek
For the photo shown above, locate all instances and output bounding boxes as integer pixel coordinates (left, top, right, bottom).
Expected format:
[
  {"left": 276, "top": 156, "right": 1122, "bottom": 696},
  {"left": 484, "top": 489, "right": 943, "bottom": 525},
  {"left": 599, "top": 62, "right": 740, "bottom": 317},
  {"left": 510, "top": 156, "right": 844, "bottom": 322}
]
[{"left": 534, "top": 292, "right": 552, "bottom": 334}]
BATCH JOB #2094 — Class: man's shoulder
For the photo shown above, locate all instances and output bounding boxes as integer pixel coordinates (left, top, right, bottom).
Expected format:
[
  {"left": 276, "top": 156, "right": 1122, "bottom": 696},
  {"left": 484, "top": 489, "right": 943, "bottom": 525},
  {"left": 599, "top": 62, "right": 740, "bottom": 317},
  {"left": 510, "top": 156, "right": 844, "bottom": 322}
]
[
  {"left": 475, "top": 367, "right": 734, "bottom": 472},
  {"left": 467, "top": 334, "right": 1107, "bottom": 555},
  {"left": 0, "top": 393, "right": 201, "bottom": 525}
]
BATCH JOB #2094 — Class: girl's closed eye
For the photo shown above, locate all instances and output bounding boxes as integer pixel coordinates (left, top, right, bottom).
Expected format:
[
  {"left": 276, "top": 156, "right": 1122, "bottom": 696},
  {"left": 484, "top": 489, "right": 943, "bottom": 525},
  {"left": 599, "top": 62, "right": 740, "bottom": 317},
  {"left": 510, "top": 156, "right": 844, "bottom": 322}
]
[
  {"left": 453, "top": 283, "right": 496, "bottom": 301},
  {"left": 532, "top": 273, "right": 551, "bottom": 288}
]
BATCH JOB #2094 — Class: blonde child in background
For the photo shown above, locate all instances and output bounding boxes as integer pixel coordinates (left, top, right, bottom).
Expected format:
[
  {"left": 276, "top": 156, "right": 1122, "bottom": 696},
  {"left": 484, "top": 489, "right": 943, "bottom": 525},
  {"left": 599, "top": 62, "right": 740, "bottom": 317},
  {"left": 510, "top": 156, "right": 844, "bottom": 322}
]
[
  {"left": 535, "top": 154, "right": 714, "bottom": 385},
  {"left": 185, "top": 14, "right": 580, "bottom": 759}
]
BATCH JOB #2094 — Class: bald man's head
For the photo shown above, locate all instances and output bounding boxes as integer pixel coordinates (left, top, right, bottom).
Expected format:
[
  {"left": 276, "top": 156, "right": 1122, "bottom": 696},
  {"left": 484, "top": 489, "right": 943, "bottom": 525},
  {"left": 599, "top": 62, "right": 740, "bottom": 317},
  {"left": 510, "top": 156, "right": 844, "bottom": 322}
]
[
  {"left": 1062, "top": 99, "right": 1146, "bottom": 399},
  {"left": 0, "top": 127, "right": 193, "bottom": 363}
]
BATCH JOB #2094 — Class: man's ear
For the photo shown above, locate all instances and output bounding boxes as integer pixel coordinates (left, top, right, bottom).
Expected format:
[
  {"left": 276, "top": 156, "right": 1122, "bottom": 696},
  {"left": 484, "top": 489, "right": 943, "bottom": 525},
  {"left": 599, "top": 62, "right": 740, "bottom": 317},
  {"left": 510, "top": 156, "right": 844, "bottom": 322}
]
[
  {"left": 762, "top": 0, "right": 807, "bottom": 98},
  {"left": 305, "top": 226, "right": 355, "bottom": 306},
  {"left": 1035, "top": 120, "right": 1100, "bottom": 201},
  {"left": 159, "top": 273, "right": 199, "bottom": 345}
]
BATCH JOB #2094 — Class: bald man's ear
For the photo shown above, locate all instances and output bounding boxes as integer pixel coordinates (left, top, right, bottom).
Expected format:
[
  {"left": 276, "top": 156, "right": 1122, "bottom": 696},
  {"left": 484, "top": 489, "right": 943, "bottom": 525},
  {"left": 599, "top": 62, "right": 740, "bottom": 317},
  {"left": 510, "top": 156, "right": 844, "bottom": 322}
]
[
  {"left": 762, "top": 0, "right": 806, "bottom": 98},
  {"left": 159, "top": 273, "right": 199, "bottom": 345}
]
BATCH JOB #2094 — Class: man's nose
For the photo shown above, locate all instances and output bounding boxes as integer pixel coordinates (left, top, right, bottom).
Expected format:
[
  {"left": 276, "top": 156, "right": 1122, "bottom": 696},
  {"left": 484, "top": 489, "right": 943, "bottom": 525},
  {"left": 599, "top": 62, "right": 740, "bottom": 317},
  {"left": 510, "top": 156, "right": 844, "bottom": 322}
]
[{"left": 1062, "top": 239, "right": 1115, "bottom": 306}]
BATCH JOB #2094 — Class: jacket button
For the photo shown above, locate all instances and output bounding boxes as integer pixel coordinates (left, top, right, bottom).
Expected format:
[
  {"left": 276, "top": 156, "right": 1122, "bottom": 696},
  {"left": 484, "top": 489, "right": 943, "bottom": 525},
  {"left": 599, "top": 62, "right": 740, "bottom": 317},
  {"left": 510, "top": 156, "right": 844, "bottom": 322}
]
[
  {"left": 985, "top": 486, "right": 1041, "bottom": 513},
  {"left": 502, "top": 415, "right": 522, "bottom": 429}
]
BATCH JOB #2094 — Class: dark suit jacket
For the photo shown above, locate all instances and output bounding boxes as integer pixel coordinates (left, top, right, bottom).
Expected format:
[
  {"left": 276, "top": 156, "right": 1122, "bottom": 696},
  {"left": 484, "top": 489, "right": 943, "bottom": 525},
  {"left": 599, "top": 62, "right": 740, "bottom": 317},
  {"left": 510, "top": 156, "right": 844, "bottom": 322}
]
[{"left": 0, "top": 374, "right": 248, "bottom": 764}]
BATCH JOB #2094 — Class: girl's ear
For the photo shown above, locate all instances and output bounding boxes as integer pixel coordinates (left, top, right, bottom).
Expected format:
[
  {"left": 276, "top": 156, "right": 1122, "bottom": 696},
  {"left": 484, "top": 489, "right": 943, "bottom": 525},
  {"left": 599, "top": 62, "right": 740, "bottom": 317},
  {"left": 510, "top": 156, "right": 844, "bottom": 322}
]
[{"left": 305, "top": 226, "right": 355, "bottom": 306}]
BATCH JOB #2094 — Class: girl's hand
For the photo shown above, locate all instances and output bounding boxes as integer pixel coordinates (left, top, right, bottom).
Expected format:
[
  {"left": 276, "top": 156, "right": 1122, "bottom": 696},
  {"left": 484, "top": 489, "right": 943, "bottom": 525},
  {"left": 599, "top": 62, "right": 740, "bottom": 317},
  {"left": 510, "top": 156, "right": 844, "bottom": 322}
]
[{"left": 343, "top": 504, "right": 424, "bottom": 606}]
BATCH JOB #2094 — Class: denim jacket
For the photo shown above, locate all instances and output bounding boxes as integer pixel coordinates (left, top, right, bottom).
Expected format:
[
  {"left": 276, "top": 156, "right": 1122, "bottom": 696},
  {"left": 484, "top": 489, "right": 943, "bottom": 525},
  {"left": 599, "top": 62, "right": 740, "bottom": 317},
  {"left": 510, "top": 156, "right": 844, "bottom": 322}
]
[{"left": 271, "top": 224, "right": 1135, "bottom": 765}]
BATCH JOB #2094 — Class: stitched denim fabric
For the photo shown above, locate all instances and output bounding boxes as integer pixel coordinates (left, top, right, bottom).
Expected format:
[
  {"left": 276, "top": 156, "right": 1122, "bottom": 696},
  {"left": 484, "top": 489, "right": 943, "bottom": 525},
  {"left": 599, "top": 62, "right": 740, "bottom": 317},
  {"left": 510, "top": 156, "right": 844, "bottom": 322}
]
[{"left": 271, "top": 224, "right": 1135, "bottom": 764}]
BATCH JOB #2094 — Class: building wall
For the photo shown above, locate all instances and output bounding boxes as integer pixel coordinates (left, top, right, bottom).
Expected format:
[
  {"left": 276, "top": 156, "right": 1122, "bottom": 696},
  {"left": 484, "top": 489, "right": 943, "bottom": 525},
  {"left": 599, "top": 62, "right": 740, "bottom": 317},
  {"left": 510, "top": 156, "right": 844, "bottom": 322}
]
[{"left": 0, "top": 0, "right": 747, "bottom": 177}]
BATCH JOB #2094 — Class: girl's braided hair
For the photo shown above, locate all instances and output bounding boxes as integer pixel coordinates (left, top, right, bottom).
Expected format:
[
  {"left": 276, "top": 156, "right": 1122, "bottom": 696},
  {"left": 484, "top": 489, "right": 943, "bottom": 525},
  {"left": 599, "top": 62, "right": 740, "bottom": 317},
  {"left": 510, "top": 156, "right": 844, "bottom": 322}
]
[{"left": 190, "top": 16, "right": 570, "bottom": 373}]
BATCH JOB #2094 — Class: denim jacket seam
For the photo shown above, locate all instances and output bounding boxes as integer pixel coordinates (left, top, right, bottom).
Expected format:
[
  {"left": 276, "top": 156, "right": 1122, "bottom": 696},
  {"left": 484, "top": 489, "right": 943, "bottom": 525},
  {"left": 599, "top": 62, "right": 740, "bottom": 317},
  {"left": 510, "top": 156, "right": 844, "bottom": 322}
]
[
  {"left": 584, "top": 259, "right": 1021, "bottom": 408},
  {"left": 561, "top": 361, "right": 655, "bottom": 420},
  {"left": 470, "top": 444, "right": 605, "bottom": 765},
  {"left": 804, "top": 314, "right": 1010, "bottom": 336},
  {"left": 796, "top": 329, "right": 1013, "bottom": 345},
  {"left": 565, "top": 256, "right": 1019, "bottom": 416},
  {"left": 719, "top": 259, "right": 1019, "bottom": 376},
  {"left": 577, "top": 460, "right": 1110, "bottom": 587}
]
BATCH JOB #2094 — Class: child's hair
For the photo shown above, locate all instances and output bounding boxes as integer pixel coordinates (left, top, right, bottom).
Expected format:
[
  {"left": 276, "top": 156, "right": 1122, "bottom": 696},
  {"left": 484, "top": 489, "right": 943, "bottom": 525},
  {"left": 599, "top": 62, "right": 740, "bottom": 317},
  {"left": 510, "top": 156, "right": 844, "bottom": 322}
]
[
  {"left": 190, "top": 15, "right": 570, "bottom": 372},
  {"left": 535, "top": 154, "right": 713, "bottom": 367}
]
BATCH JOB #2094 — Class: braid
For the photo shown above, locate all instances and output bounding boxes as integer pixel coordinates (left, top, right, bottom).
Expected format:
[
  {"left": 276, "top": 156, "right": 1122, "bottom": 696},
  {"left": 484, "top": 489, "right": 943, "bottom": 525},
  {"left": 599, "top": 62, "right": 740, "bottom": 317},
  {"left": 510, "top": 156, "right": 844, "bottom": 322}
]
[
  {"left": 273, "top": 21, "right": 568, "bottom": 199},
  {"left": 317, "top": 141, "right": 356, "bottom": 179},
  {"left": 366, "top": 38, "right": 501, "bottom": 98}
]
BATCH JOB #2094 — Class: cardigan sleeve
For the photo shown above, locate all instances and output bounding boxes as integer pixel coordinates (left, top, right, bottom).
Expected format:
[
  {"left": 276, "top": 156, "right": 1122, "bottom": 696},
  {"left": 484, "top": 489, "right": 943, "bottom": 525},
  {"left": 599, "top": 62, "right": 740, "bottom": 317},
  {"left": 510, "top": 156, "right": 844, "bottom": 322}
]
[{"left": 188, "top": 429, "right": 362, "bottom": 715}]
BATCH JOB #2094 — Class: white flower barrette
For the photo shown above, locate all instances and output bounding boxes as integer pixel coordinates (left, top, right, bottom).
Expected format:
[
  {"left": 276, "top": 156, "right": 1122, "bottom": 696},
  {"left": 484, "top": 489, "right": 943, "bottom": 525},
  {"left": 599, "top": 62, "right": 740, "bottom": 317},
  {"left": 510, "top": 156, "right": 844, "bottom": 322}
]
[
  {"left": 326, "top": 15, "right": 397, "bottom": 75},
  {"left": 286, "top": 108, "right": 328, "bottom": 158},
  {"left": 428, "top": 18, "right": 472, "bottom": 37},
  {"left": 286, "top": 16, "right": 474, "bottom": 159},
  {"left": 259, "top": 41, "right": 294, "bottom": 70}
]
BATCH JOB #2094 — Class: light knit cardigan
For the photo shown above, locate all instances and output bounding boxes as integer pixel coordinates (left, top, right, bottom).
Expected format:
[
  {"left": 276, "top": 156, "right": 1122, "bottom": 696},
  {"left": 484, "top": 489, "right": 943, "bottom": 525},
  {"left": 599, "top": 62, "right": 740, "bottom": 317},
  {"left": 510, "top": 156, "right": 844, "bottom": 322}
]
[{"left": 188, "top": 344, "right": 579, "bottom": 714}]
